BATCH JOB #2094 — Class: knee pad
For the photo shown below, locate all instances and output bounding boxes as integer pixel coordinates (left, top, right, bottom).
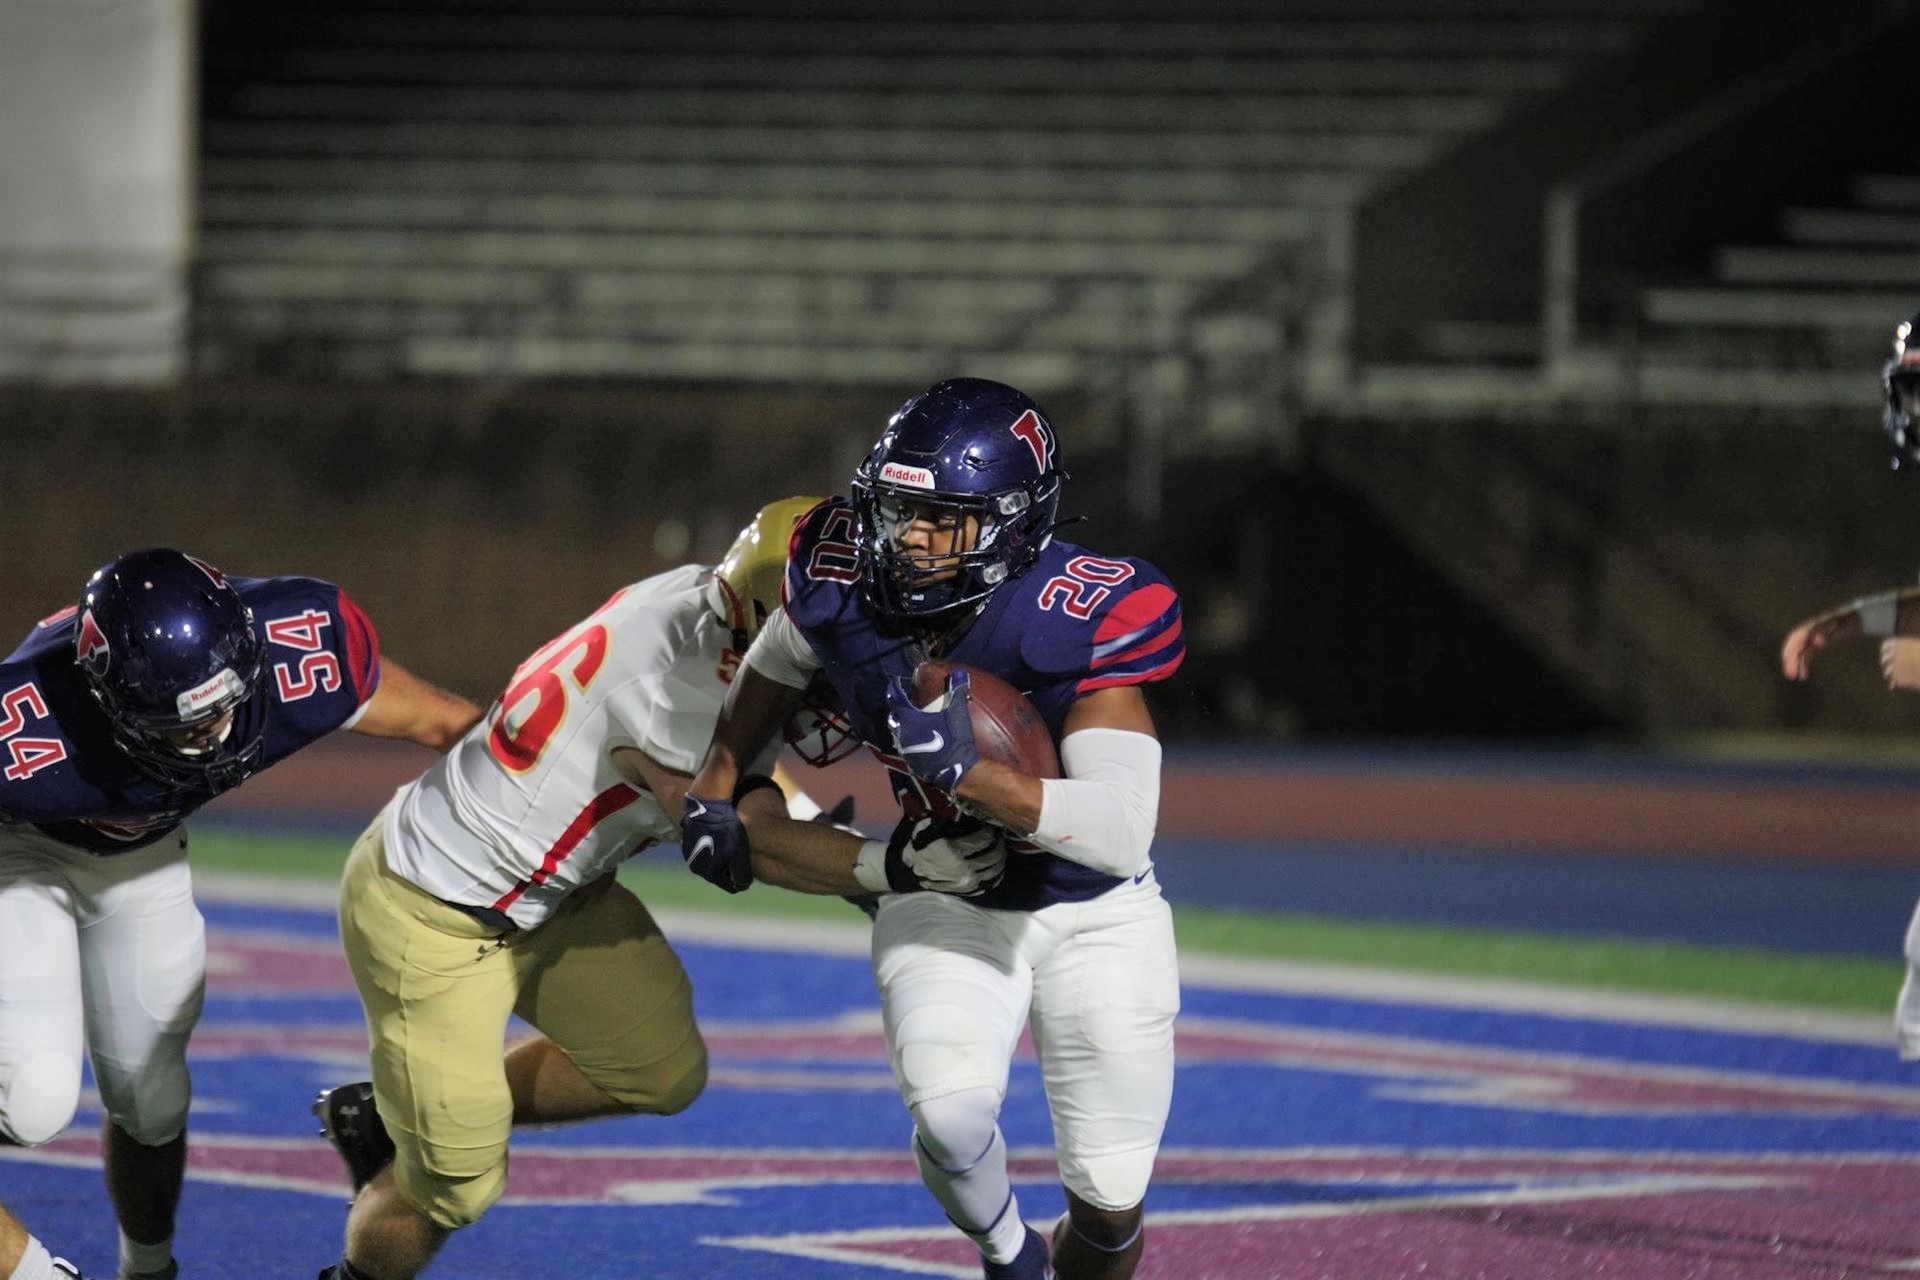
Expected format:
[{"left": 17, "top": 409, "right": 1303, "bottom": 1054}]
[
  {"left": 393, "top": 1141, "right": 509, "bottom": 1231},
  {"left": 1060, "top": 1146, "right": 1157, "bottom": 1214},
  {"left": 635, "top": 1036, "right": 708, "bottom": 1117},
  {"left": 910, "top": 1087, "right": 1001, "bottom": 1172},
  {"left": 0, "top": 1050, "right": 81, "bottom": 1146},
  {"left": 598, "top": 1026, "right": 709, "bottom": 1117},
  {"left": 94, "top": 1047, "right": 190, "bottom": 1147},
  {"left": 893, "top": 1002, "right": 998, "bottom": 1103}
]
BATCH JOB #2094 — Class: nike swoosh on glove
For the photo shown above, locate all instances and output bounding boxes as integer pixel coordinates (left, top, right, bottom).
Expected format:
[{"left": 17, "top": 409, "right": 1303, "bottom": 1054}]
[
  {"left": 680, "top": 793, "right": 753, "bottom": 893},
  {"left": 885, "top": 671, "right": 980, "bottom": 793}
]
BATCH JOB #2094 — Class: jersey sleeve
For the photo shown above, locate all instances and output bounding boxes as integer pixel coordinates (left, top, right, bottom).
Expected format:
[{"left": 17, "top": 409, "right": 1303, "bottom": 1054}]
[
  {"left": 249, "top": 576, "right": 383, "bottom": 734},
  {"left": 332, "top": 587, "right": 382, "bottom": 706},
  {"left": 613, "top": 595, "right": 726, "bottom": 777},
  {"left": 742, "top": 607, "right": 820, "bottom": 689},
  {"left": 1021, "top": 557, "right": 1186, "bottom": 696}
]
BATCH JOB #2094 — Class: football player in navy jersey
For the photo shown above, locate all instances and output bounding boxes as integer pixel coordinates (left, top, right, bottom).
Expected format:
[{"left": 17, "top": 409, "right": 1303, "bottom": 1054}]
[
  {"left": 1781, "top": 311, "right": 1920, "bottom": 1060},
  {"left": 0, "top": 548, "right": 480, "bottom": 1280},
  {"left": 683, "top": 379, "right": 1184, "bottom": 1280}
]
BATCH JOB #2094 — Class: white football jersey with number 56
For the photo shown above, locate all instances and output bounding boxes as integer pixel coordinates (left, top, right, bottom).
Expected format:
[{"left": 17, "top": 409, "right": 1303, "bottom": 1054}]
[{"left": 383, "top": 566, "right": 775, "bottom": 928}]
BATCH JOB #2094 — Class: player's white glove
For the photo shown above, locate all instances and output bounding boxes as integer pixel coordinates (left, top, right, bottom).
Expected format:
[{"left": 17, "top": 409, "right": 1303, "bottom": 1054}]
[{"left": 855, "top": 815, "right": 1007, "bottom": 897}]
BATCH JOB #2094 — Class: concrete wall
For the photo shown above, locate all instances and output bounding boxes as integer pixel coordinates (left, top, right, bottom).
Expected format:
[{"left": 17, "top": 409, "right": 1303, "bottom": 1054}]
[{"left": 0, "top": 0, "right": 193, "bottom": 382}]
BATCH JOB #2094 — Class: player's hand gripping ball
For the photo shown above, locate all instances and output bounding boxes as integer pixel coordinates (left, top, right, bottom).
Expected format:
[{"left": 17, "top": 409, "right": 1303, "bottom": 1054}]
[{"left": 886, "top": 660, "right": 1061, "bottom": 796}]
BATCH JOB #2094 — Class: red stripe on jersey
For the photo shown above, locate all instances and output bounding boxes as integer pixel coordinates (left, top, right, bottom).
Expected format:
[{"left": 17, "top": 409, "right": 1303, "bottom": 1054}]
[
  {"left": 1094, "top": 615, "right": 1184, "bottom": 671},
  {"left": 1076, "top": 648, "right": 1185, "bottom": 695},
  {"left": 492, "top": 782, "right": 641, "bottom": 913},
  {"left": 1092, "top": 584, "right": 1177, "bottom": 646},
  {"left": 333, "top": 588, "right": 382, "bottom": 703}
]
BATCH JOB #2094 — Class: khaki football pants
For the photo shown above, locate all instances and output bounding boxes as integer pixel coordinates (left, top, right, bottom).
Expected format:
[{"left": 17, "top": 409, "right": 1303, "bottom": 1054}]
[{"left": 338, "top": 813, "right": 707, "bottom": 1228}]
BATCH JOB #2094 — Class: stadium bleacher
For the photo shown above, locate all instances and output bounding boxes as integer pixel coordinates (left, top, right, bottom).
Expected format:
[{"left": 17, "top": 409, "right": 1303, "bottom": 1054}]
[{"left": 193, "top": 0, "right": 1689, "bottom": 445}]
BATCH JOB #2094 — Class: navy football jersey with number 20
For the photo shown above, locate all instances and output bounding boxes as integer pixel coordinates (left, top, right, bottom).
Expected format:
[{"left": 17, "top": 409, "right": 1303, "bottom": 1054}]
[
  {"left": 782, "top": 497, "right": 1184, "bottom": 911},
  {"left": 0, "top": 576, "right": 380, "bottom": 854}
]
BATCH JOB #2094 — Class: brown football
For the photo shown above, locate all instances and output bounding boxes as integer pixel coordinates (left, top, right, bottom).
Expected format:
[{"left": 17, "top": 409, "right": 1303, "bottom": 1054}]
[{"left": 911, "top": 659, "right": 1061, "bottom": 779}]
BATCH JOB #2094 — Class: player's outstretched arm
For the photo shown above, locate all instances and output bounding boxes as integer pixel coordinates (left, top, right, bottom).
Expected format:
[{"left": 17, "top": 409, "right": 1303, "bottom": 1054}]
[
  {"left": 1782, "top": 588, "right": 1920, "bottom": 682},
  {"left": 737, "top": 807, "right": 869, "bottom": 894},
  {"left": 349, "top": 657, "right": 484, "bottom": 750},
  {"left": 743, "top": 805, "right": 1006, "bottom": 899}
]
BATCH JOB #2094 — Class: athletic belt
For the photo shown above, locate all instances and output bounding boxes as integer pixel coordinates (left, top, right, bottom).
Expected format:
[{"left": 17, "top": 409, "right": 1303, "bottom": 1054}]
[{"left": 437, "top": 897, "right": 519, "bottom": 935}]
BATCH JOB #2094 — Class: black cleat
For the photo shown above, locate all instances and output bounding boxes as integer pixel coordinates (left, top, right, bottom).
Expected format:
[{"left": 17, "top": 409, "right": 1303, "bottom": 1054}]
[{"left": 313, "top": 1081, "right": 395, "bottom": 1193}]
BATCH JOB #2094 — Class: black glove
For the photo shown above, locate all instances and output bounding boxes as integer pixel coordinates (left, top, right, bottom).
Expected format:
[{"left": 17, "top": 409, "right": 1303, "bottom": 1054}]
[{"left": 681, "top": 793, "right": 752, "bottom": 893}]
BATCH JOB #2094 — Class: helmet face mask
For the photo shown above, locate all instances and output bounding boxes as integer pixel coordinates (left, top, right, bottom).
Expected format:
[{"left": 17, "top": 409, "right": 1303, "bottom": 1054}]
[
  {"left": 1886, "top": 312, "right": 1920, "bottom": 469},
  {"left": 852, "top": 378, "right": 1063, "bottom": 622},
  {"left": 783, "top": 672, "right": 860, "bottom": 766},
  {"left": 76, "top": 548, "right": 267, "bottom": 792}
]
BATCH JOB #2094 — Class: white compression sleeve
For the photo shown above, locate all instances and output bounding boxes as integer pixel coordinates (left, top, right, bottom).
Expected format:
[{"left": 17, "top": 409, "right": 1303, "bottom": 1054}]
[
  {"left": 1028, "top": 727, "right": 1161, "bottom": 878},
  {"left": 742, "top": 606, "right": 822, "bottom": 689}
]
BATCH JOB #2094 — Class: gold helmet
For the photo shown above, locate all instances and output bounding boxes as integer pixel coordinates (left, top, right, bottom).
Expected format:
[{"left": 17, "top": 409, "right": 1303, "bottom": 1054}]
[{"left": 707, "top": 496, "right": 824, "bottom": 648}]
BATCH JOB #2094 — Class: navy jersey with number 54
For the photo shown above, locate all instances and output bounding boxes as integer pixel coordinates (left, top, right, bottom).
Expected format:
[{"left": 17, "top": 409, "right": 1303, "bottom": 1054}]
[
  {"left": 0, "top": 576, "right": 381, "bottom": 853},
  {"left": 783, "top": 497, "right": 1184, "bottom": 911}
]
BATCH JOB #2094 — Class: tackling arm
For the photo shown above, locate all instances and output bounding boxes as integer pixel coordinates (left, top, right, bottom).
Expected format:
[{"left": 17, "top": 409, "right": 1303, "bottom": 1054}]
[
  {"left": 688, "top": 662, "right": 809, "bottom": 801},
  {"left": 346, "top": 658, "right": 484, "bottom": 751},
  {"left": 1782, "top": 586, "right": 1920, "bottom": 682},
  {"left": 626, "top": 740, "right": 873, "bottom": 895}
]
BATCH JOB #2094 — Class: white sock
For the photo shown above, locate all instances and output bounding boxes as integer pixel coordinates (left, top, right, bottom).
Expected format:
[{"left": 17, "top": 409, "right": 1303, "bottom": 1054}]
[
  {"left": 8, "top": 1236, "right": 55, "bottom": 1280},
  {"left": 118, "top": 1230, "right": 172, "bottom": 1278},
  {"left": 914, "top": 1127, "right": 1029, "bottom": 1264}
]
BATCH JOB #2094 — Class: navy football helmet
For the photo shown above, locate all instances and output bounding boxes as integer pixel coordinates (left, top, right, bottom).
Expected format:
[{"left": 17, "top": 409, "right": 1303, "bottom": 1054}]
[
  {"left": 851, "top": 378, "right": 1064, "bottom": 620},
  {"left": 1887, "top": 312, "right": 1920, "bottom": 469},
  {"left": 76, "top": 548, "right": 267, "bottom": 791}
]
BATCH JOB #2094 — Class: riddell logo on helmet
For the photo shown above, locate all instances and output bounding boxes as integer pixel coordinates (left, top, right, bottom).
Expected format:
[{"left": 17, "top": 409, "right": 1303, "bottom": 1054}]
[
  {"left": 175, "top": 670, "right": 238, "bottom": 716},
  {"left": 879, "top": 463, "right": 936, "bottom": 489}
]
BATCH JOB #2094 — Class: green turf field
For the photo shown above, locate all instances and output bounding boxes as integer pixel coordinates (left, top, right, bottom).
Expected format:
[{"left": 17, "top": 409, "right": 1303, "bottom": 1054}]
[{"left": 190, "top": 829, "right": 1903, "bottom": 1015}]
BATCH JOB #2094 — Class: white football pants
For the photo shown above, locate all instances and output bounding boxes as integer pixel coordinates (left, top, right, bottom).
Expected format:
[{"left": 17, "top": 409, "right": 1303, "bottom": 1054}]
[
  {"left": 0, "top": 825, "right": 204, "bottom": 1147},
  {"left": 871, "top": 869, "right": 1180, "bottom": 1209}
]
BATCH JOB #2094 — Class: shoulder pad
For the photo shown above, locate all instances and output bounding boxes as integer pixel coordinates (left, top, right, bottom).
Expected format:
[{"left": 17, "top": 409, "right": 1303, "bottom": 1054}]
[
  {"left": 783, "top": 498, "right": 862, "bottom": 615},
  {"left": 1016, "top": 553, "right": 1185, "bottom": 693}
]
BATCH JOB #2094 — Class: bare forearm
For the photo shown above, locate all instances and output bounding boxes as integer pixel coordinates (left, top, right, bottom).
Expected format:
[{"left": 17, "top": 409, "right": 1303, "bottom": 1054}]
[
  {"left": 352, "top": 658, "right": 484, "bottom": 751},
  {"left": 740, "top": 812, "right": 869, "bottom": 895},
  {"left": 692, "top": 669, "right": 803, "bottom": 796},
  {"left": 951, "top": 760, "right": 1044, "bottom": 834}
]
